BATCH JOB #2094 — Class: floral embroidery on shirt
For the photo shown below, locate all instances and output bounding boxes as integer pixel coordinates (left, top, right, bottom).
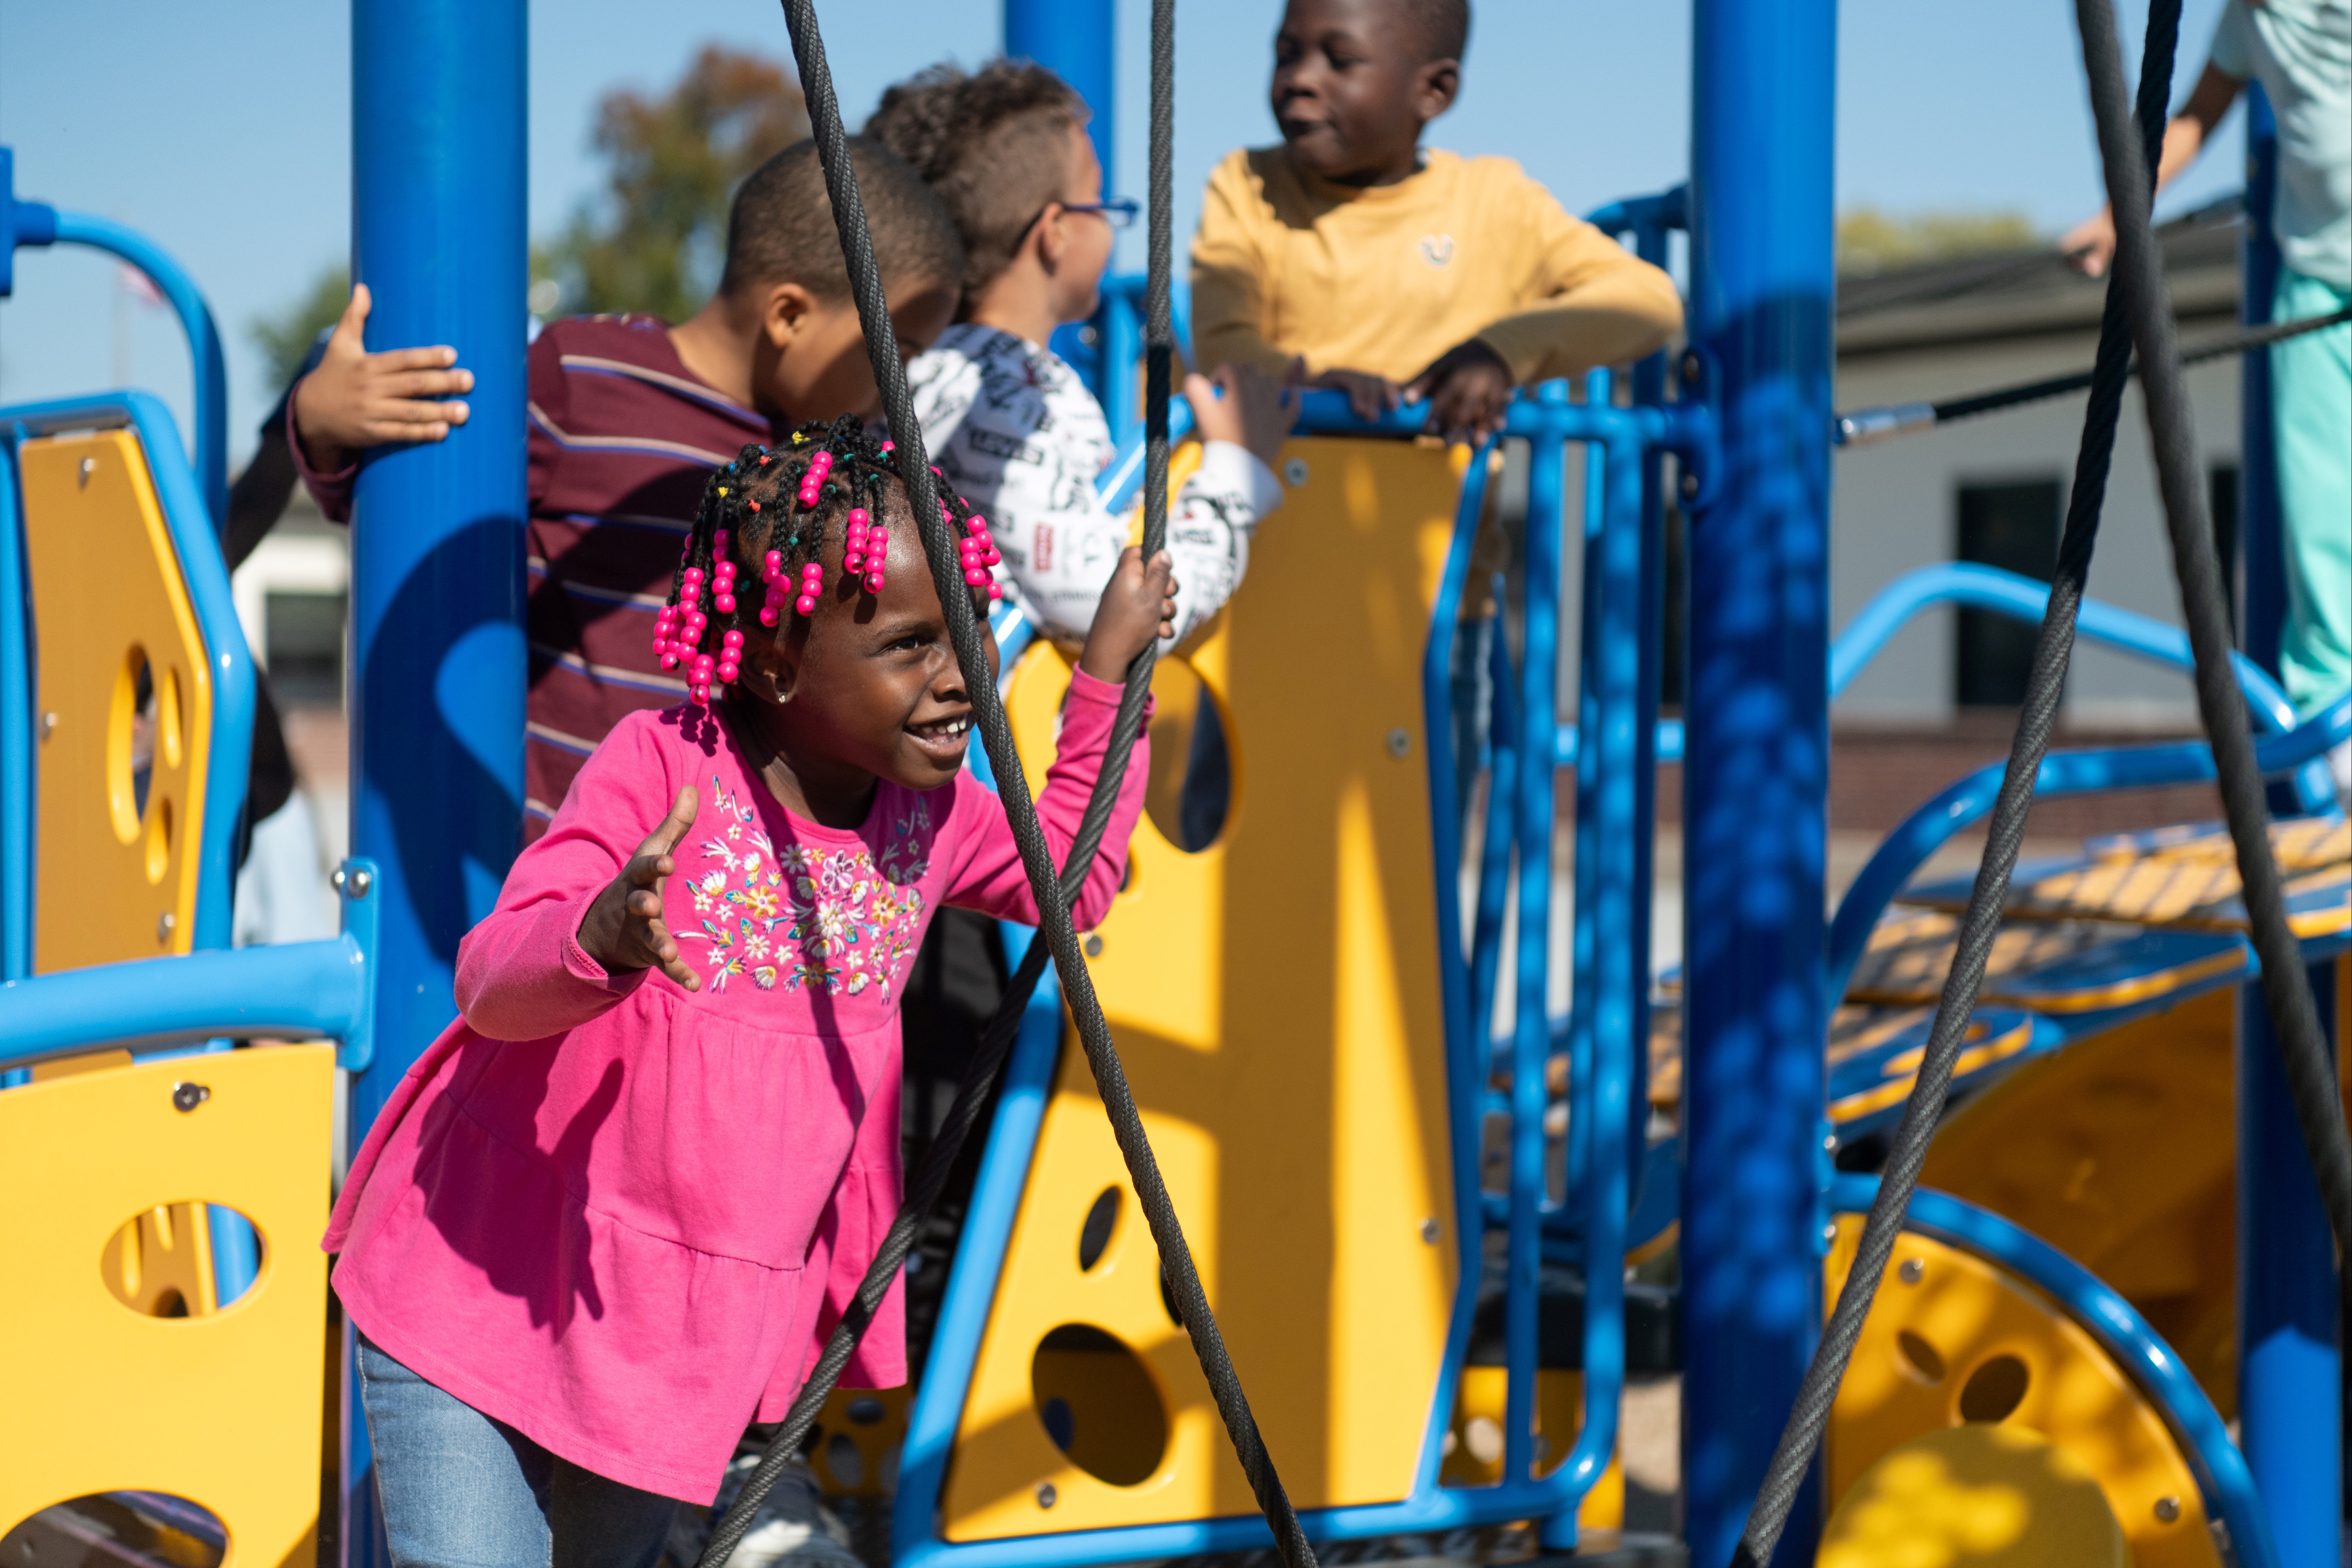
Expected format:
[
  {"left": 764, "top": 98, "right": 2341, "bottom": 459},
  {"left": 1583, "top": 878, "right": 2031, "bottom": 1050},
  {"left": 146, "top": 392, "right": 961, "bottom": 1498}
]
[{"left": 675, "top": 778, "right": 934, "bottom": 998}]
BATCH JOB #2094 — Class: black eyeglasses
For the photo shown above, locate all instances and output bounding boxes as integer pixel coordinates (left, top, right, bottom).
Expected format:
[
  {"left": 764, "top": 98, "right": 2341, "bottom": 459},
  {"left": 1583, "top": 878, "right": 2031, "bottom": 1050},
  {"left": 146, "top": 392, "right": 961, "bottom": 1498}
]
[{"left": 1016, "top": 196, "right": 1140, "bottom": 243}]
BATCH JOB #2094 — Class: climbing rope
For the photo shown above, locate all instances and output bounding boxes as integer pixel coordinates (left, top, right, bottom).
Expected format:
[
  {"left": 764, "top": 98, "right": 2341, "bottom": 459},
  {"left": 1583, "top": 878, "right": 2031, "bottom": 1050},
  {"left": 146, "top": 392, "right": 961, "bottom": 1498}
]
[
  {"left": 1730, "top": 2, "right": 2185, "bottom": 1559},
  {"left": 700, "top": 5, "right": 1320, "bottom": 1565},
  {"left": 1837, "top": 303, "right": 2352, "bottom": 444}
]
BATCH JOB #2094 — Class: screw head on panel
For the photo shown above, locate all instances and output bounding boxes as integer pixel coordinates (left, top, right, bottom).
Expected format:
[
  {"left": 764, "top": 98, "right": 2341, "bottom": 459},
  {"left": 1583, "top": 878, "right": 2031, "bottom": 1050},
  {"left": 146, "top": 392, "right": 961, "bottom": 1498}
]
[
  {"left": 171, "top": 1081, "right": 210, "bottom": 1113},
  {"left": 1899, "top": 1257, "right": 1925, "bottom": 1286}
]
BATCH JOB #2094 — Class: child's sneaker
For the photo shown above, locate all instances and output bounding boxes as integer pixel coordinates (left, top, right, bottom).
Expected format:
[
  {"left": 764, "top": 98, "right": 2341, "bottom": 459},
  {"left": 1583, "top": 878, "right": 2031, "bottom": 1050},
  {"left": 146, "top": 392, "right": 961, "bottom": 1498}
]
[{"left": 665, "top": 1454, "right": 863, "bottom": 1568}]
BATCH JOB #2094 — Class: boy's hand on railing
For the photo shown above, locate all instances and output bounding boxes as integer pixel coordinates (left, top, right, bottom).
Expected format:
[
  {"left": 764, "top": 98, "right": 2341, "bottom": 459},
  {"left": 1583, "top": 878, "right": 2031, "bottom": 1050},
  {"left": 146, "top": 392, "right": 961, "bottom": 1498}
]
[
  {"left": 1406, "top": 338, "right": 1513, "bottom": 446},
  {"left": 1186, "top": 363, "right": 1301, "bottom": 468},
  {"left": 577, "top": 785, "right": 703, "bottom": 991},
  {"left": 1299, "top": 360, "right": 1404, "bottom": 423},
  {"left": 289, "top": 283, "right": 474, "bottom": 473}
]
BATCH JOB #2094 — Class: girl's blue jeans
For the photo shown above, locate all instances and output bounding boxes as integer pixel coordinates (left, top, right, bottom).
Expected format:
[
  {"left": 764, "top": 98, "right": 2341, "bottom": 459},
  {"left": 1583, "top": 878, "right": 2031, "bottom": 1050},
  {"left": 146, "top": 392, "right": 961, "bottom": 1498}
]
[{"left": 357, "top": 1333, "right": 679, "bottom": 1568}]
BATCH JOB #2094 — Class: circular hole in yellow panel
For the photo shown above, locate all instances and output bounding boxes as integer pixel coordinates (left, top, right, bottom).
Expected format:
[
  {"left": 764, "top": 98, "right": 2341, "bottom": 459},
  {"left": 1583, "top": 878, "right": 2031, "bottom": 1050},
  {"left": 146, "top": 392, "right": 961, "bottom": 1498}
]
[
  {"left": 1030, "top": 1323, "right": 1169, "bottom": 1485},
  {"left": 1957, "top": 1352, "right": 2031, "bottom": 1423},
  {"left": 147, "top": 796, "right": 174, "bottom": 886},
  {"left": 1141, "top": 660, "right": 1234, "bottom": 853},
  {"left": 98, "top": 1200, "right": 266, "bottom": 1317},
  {"left": 1077, "top": 1186, "right": 1121, "bottom": 1273},
  {"left": 107, "top": 646, "right": 154, "bottom": 842},
  {"left": 156, "top": 665, "right": 184, "bottom": 770},
  {"left": 1895, "top": 1329, "right": 1947, "bottom": 1384},
  {"left": 3, "top": 1493, "right": 224, "bottom": 1568}
]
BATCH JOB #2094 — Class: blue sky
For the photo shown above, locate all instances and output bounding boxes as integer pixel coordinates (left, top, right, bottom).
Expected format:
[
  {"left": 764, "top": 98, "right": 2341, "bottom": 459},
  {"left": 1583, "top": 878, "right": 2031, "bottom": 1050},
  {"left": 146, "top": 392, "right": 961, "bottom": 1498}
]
[{"left": 1, "top": 0, "right": 2242, "bottom": 467}]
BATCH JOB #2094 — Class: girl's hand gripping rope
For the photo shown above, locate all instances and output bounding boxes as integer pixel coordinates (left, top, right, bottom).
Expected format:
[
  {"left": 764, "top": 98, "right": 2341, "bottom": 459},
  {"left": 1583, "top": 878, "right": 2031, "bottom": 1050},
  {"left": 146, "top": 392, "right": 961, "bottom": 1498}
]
[
  {"left": 577, "top": 784, "right": 703, "bottom": 990},
  {"left": 1079, "top": 546, "right": 1180, "bottom": 680}
]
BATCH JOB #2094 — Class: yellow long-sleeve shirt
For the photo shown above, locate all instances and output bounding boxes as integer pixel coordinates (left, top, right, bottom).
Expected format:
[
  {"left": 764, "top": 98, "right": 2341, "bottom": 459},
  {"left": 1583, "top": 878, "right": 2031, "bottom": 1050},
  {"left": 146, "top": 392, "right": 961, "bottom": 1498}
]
[{"left": 1190, "top": 146, "right": 1683, "bottom": 385}]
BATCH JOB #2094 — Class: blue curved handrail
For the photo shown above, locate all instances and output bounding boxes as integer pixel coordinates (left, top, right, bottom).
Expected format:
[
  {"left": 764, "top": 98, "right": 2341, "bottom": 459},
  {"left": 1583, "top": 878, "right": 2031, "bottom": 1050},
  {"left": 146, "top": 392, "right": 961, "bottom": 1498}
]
[
  {"left": 4, "top": 170, "right": 227, "bottom": 532},
  {"left": 1830, "top": 1174, "right": 2279, "bottom": 1568},
  {"left": 1831, "top": 562, "right": 2298, "bottom": 733},
  {"left": 1826, "top": 697, "right": 2350, "bottom": 1007}
]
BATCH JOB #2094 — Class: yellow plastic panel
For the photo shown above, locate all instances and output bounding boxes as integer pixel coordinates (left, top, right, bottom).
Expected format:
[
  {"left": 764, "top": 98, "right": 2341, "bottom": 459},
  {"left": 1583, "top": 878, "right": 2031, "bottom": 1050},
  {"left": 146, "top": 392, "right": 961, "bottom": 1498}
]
[
  {"left": 941, "top": 438, "right": 1468, "bottom": 1539},
  {"left": 20, "top": 431, "right": 213, "bottom": 971},
  {"left": 0, "top": 1045, "right": 333, "bottom": 1566},
  {"left": 1923, "top": 990, "right": 2238, "bottom": 1410},
  {"left": 1826, "top": 1218, "right": 2220, "bottom": 1568},
  {"left": 1821, "top": 1424, "right": 2127, "bottom": 1568}
]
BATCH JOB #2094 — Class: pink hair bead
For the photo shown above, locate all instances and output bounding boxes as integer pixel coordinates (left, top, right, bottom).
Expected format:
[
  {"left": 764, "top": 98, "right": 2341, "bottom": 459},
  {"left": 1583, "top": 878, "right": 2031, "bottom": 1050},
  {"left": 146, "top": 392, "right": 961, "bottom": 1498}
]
[
  {"left": 966, "top": 516, "right": 988, "bottom": 535},
  {"left": 722, "top": 629, "right": 744, "bottom": 648},
  {"left": 795, "top": 593, "right": 818, "bottom": 615},
  {"left": 714, "top": 594, "right": 736, "bottom": 613},
  {"left": 660, "top": 651, "right": 681, "bottom": 670},
  {"left": 880, "top": 440, "right": 894, "bottom": 451},
  {"left": 963, "top": 567, "right": 989, "bottom": 587},
  {"left": 843, "top": 552, "right": 865, "bottom": 573},
  {"left": 984, "top": 547, "right": 1001, "bottom": 566},
  {"left": 760, "top": 605, "right": 781, "bottom": 626},
  {"left": 716, "top": 663, "right": 740, "bottom": 684},
  {"left": 714, "top": 528, "right": 730, "bottom": 552},
  {"left": 846, "top": 508, "right": 869, "bottom": 528},
  {"left": 987, "top": 582, "right": 1003, "bottom": 601},
  {"left": 865, "top": 570, "right": 884, "bottom": 593},
  {"left": 692, "top": 683, "right": 711, "bottom": 703}
]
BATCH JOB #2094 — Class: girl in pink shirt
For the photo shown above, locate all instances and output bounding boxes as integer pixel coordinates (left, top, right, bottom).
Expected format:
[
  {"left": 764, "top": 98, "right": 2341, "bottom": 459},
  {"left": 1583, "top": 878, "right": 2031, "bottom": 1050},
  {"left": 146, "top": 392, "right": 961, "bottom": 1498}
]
[{"left": 326, "top": 420, "right": 1166, "bottom": 1562}]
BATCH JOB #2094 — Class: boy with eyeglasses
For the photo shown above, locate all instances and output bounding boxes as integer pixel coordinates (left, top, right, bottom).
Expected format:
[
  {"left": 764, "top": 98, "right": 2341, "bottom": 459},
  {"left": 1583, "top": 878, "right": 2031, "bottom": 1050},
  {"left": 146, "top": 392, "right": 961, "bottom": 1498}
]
[{"left": 869, "top": 59, "right": 1298, "bottom": 655}]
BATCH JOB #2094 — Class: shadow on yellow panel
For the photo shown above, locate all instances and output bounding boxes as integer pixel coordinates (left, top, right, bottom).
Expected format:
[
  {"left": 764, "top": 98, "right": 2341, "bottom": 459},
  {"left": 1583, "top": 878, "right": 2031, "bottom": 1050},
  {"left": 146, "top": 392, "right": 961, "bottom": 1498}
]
[{"left": 1821, "top": 1425, "right": 2126, "bottom": 1568}]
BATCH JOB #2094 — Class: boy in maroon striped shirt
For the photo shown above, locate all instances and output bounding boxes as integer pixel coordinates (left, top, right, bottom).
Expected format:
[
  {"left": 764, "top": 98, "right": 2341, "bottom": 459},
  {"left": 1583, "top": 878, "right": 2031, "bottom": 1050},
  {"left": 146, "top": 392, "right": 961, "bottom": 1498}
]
[{"left": 291, "top": 137, "right": 962, "bottom": 836}]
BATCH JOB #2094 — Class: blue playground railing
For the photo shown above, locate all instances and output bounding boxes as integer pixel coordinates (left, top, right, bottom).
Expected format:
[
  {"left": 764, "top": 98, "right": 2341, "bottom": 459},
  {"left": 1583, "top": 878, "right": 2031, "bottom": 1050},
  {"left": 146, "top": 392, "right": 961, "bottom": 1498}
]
[
  {"left": 1831, "top": 1175, "right": 2281, "bottom": 1568},
  {"left": 2, "top": 148, "right": 229, "bottom": 532}
]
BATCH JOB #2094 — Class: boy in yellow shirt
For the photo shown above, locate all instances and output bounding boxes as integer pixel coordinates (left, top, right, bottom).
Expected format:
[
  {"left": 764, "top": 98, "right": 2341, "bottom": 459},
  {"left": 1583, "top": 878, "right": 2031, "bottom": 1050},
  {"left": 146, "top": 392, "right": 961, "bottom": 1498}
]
[{"left": 1191, "top": 0, "right": 1682, "bottom": 444}]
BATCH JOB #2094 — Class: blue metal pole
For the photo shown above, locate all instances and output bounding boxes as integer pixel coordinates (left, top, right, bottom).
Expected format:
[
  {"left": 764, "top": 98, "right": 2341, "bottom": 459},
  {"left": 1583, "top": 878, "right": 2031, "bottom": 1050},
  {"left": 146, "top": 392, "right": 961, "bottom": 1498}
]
[
  {"left": 346, "top": 2, "right": 528, "bottom": 1559},
  {"left": 1004, "top": 0, "right": 1115, "bottom": 201},
  {"left": 2238, "top": 964, "right": 2341, "bottom": 1563},
  {"left": 1681, "top": 0, "right": 1836, "bottom": 1561},
  {"left": 2239, "top": 84, "right": 2285, "bottom": 684}
]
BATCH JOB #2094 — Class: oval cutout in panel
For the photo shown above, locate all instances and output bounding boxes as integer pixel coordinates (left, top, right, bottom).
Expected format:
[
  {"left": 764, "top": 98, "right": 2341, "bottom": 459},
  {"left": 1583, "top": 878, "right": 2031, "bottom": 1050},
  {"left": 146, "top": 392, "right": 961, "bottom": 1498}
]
[
  {"left": 108, "top": 646, "right": 153, "bottom": 842},
  {"left": 100, "top": 1200, "right": 267, "bottom": 1317},
  {"left": 156, "top": 664, "right": 184, "bottom": 770},
  {"left": 1030, "top": 1324, "right": 1169, "bottom": 1486},
  {"left": 1077, "top": 1186, "right": 1121, "bottom": 1272},
  {"left": 2, "top": 1491, "right": 225, "bottom": 1568},
  {"left": 145, "top": 795, "right": 174, "bottom": 887},
  {"left": 1958, "top": 1353, "right": 2031, "bottom": 1423},
  {"left": 1141, "top": 660, "right": 1233, "bottom": 853},
  {"left": 1895, "top": 1329, "right": 1947, "bottom": 1384}
]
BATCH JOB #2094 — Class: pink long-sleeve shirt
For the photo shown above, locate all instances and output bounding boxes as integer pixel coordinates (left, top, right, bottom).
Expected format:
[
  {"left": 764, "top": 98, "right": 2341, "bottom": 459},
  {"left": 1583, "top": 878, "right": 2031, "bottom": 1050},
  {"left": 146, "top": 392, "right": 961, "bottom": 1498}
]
[{"left": 323, "top": 672, "right": 1147, "bottom": 1501}]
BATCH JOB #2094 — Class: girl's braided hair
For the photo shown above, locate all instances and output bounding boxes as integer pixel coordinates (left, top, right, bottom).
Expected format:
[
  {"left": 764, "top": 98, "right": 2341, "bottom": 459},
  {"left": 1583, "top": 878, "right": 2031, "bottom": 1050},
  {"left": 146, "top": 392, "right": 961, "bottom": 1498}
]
[{"left": 652, "top": 416, "right": 1003, "bottom": 704}]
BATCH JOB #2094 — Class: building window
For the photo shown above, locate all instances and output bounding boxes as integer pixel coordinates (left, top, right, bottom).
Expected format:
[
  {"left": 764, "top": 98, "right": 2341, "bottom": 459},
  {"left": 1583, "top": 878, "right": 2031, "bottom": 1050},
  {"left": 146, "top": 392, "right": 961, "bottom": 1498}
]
[
  {"left": 265, "top": 590, "right": 347, "bottom": 707},
  {"left": 1954, "top": 479, "right": 2061, "bottom": 707}
]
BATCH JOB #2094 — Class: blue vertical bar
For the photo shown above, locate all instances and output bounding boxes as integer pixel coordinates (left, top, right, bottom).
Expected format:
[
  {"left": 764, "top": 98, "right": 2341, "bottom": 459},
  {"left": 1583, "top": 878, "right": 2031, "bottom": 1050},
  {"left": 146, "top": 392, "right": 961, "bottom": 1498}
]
[
  {"left": 2237, "top": 965, "right": 2341, "bottom": 1562},
  {"left": 2239, "top": 85, "right": 2284, "bottom": 682},
  {"left": 0, "top": 436, "right": 27, "bottom": 981},
  {"left": 1506, "top": 413, "right": 1568, "bottom": 1490},
  {"left": 346, "top": 3, "right": 528, "bottom": 1561},
  {"left": 1564, "top": 373, "right": 1609, "bottom": 1216},
  {"left": 1004, "top": 0, "right": 1115, "bottom": 198},
  {"left": 1681, "top": 0, "right": 1836, "bottom": 1563}
]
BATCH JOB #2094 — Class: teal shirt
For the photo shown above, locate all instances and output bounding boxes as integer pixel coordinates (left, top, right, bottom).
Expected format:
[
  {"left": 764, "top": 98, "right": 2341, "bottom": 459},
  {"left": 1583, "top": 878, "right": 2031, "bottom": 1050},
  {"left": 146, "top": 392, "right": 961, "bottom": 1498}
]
[{"left": 2211, "top": 0, "right": 2352, "bottom": 286}]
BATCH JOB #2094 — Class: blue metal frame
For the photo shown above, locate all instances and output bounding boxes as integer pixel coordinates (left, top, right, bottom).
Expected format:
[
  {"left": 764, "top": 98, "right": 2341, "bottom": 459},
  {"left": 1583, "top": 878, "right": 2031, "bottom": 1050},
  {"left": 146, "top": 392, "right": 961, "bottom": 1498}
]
[
  {"left": 2, "top": 150, "right": 229, "bottom": 532},
  {"left": 1829, "top": 1175, "right": 2281, "bottom": 1568},
  {"left": 0, "top": 434, "right": 28, "bottom": 982},
  {"left": 1, "top": 394, "right": 254, "bottom": 957},
  {"left": 896, "top": 381, "right": 1713, "bottom": 1564}
]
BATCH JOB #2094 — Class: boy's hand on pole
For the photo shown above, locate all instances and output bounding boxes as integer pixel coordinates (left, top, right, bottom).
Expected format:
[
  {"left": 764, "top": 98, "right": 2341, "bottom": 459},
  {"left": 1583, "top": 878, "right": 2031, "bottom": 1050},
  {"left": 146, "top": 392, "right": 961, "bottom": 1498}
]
[
  {"left": 1406, "top": 338, "right": 1513, "bottom": 446},
  {"left": 1305, "top": 364, "right": 1402, "bottom": 423},
  {"left": 288, "top": 283, "right": 474, "bottom": 472},
  {"left": 1079, "top": 547, "right": 1180, "bottom": 680},
  {"left": 577, "top": 785, "right": 703, "bottom": 991}
]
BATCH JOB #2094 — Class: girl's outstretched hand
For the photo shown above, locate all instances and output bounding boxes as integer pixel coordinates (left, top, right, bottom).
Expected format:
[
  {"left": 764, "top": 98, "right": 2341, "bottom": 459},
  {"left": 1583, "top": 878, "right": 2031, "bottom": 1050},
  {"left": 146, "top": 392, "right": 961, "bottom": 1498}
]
[
  {"left": 577, "top": 784, "right": 702, "bottom": 991},
  {"left": 1078, "top": 547, "right": 1179, "bottom": 681}
]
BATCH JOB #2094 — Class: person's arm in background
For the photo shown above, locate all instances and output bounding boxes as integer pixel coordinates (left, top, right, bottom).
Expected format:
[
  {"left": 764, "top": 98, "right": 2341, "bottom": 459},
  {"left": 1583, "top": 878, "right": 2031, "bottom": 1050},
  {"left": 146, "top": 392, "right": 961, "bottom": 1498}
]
[
  {"left": 285, "top": 283, "right": 476, "bottom": 521},
  {"left": 1190, "top": 150, "right": 1298, "bottom": 384},
  {"left": 2061, "top": 58, "right": 2245, "bottom": 276},
  {"left": 949, "top": 348, "right": 1293, "bottom": 652},
  {"left": 1413, "top": 170, "right": 1683, "bottom": 445}
]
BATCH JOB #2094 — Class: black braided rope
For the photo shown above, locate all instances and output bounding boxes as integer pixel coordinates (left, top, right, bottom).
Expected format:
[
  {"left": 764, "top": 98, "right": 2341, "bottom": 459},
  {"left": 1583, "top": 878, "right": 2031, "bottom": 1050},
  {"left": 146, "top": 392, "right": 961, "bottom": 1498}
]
[
  {"left": 1730, "top": 4, "right": 2184, "bottom": 1561},
  {"left": 701, "top": 6, "right": 1318, "bottom": 1565},
  {"left": 2074, "top": 0, "right": 2352, "bottom": 1252}
]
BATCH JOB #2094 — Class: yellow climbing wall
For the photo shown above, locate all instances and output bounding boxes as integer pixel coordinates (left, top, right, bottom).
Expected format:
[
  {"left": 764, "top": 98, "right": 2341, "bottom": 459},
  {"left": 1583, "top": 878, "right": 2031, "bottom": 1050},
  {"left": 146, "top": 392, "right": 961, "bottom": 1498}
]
[
  {"left": 939, "top": 438, "right": 1469, "bottom": 1539},
  {"left": 0, "top": 1045, "right": 333, "bottom": 1565},
  {"left": 19, "top": 429, "right": 215, "bottom": 971}
]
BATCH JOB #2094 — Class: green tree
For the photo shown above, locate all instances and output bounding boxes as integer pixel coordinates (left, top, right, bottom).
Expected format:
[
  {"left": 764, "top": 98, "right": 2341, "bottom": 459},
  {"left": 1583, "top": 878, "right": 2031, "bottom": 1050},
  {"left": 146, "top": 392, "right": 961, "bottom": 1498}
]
[
  {"left": 1838, "top": 207, "right": 2042, "bottom": 277},
  {"left": 538, "top": 45, "right": 810, "bottom": 322},
  {"left": 250, "top": 262, "right": 349, "bottom": 391}
]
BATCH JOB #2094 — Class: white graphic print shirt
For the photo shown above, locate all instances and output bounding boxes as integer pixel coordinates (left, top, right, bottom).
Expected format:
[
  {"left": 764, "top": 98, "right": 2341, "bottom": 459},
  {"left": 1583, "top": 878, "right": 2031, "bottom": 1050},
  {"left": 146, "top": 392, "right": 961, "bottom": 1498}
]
[{"left": 907, "top": 323, "right": 1284, "bottom": 650}]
